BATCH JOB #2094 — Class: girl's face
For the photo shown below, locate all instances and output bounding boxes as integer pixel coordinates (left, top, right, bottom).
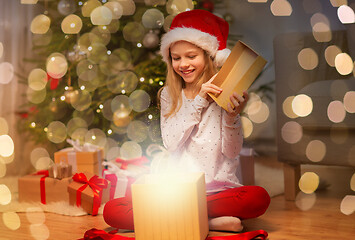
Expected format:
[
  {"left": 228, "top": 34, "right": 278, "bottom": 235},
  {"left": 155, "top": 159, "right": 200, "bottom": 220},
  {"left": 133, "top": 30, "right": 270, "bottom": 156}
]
[{"left": 170, "top": 41, "right": 206, "bottom": 85}]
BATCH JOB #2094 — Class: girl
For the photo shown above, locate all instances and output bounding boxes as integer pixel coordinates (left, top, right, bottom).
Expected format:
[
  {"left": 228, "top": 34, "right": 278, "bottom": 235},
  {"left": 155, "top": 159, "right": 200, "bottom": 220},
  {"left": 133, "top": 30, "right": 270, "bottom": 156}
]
[{"left": 103, "top": 9, "right": 270, "bottom": 232}]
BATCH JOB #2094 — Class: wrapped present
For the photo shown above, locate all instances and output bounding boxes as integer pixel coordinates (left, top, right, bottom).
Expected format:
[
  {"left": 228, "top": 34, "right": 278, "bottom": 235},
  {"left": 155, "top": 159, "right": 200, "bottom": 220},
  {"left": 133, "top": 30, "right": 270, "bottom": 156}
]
[
  {"left": 48, "top": 163, "right": 72, "bottom": 179},
  {"left": 54, "top": 139, "right": 104, "bottom": 176},
  {"left": 132, "top": 172, "right": 209, "bottom": 240},
  {"left": 68, "top": 172, "right": 111, "bottom": 215},
  {"left": 18, "top": 170, "right": 72, "bottom": 204}
]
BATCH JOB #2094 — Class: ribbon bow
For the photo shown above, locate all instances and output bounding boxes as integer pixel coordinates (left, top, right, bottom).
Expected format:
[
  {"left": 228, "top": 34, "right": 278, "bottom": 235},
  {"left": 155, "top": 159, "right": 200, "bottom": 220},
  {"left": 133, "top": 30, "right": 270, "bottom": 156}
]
[
  {"left": 72, "top": 173, "right": 108, "bottom": 215},
  {"left": 80, "top": 228, "right": 268, "bottom": 240},
  {"left": 32, "top": 170, "right": 49, "bottom": 204},
  {"left": 115, "top": 156, "right": 149, "bottom": 170}
]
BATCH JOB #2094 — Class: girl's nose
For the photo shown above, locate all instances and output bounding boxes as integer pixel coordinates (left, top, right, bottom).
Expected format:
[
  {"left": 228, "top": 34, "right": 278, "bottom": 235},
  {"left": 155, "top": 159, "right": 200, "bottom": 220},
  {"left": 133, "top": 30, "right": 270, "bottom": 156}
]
[{"left": 180, "top": 58, "right": 189, "bottom": 68}]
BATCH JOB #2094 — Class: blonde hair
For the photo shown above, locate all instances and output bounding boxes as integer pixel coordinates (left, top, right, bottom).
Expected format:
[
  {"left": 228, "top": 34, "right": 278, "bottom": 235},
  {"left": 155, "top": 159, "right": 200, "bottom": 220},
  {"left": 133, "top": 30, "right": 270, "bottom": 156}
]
[{"left": 158, "top": 49, "right": 217, "bottom": 118}]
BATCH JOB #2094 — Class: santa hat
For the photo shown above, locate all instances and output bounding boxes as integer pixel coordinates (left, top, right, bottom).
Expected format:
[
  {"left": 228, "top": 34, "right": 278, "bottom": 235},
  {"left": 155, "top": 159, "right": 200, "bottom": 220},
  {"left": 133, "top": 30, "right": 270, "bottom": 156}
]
[{"left": 160, "top": 9, "right": 231, "bottom": 67}]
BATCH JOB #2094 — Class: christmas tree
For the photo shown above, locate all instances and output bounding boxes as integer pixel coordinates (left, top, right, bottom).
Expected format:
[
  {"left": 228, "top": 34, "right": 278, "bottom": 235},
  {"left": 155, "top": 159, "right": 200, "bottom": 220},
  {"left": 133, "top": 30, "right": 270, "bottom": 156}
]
[{"left": 19, "top": 0, "right": 218, "bottom": 161}]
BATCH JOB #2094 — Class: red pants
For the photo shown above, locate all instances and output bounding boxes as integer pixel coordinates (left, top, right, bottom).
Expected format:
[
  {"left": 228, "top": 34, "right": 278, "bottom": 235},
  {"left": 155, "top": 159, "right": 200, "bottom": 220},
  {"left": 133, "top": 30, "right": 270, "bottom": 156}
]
[{"left": 103, "top": 186, "right": 270, "bottom": 230}]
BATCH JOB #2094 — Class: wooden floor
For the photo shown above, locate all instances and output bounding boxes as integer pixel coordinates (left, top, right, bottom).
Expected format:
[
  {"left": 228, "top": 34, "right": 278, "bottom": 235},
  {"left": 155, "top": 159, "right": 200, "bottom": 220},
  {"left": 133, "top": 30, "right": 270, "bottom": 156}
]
[{"left": 1, "top": 188, "right": 354, "bottom": 240}]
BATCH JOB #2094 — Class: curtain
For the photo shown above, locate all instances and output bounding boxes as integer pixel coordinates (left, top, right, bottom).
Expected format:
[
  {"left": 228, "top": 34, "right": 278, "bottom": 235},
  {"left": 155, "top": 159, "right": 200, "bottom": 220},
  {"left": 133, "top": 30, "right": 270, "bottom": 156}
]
[{"left": 0, "top": 0, "right": 39, "bottom": 176}]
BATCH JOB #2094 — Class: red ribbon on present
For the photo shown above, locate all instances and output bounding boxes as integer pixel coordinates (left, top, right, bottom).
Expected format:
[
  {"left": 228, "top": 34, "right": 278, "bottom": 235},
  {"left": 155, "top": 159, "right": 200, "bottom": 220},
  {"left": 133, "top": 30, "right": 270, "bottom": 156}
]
[
  {"left": 32, "top": 170, "right": 49, "bottom": 204},
  {"left": 79, "top": 228, "right": 268, "bottom": 240},
  {"left": 115, "top": 156, "right": 149, "bottom": 170},
  {"left": 72, "top": 173, "right": 108, "bottom": 216},
  {"left": 102, "top": 169, "right": 117, "bottom": 200}
]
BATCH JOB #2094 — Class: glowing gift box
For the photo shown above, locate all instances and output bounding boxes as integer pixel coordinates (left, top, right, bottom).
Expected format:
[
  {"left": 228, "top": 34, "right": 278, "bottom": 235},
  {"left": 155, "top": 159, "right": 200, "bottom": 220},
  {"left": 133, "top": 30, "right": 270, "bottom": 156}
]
[
  {"left": 208, "top": 41, "right": 267, "bottom": 111},
  {"left": 132, "top": 172, "right": 209, "bottom": 240}
]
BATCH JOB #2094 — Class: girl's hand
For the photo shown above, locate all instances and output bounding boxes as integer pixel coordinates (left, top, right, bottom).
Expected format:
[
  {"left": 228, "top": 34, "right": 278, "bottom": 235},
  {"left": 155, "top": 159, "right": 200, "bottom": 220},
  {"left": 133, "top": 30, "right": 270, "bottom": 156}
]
[
  {"left": 199, "top": 74, "right": 222, "bottom": 101},
  {"left": 226, "top": 91, "right": 249, "bottom": 117}
]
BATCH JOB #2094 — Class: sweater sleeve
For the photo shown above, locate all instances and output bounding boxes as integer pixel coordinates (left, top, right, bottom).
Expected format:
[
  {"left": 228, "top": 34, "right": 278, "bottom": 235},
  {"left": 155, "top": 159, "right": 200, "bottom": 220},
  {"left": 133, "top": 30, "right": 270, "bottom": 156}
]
[
  {"left": 160, "top": 87, "right": 209, "bottom": 152},
  {"left": 221, "top": 111, "right": 244, "bottom": 159}
]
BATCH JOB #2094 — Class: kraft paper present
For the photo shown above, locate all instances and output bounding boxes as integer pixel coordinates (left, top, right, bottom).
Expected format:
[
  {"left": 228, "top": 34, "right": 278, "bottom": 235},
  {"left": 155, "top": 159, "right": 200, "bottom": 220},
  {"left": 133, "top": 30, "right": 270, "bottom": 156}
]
[
  {"left": 132, "top": 172, "right": 209, "bottom": 240},
  {"left": 54, "top": 148, "right": 103, "bottom": 176},
  {"left": 208, "top": 41, "right": 267, "bottom": 111},
  {"left": 67, "top": 172, "right": 111, "bottom": 215},
  {"left": 18, "top": 173, "right": 72, "bottom": 203}
]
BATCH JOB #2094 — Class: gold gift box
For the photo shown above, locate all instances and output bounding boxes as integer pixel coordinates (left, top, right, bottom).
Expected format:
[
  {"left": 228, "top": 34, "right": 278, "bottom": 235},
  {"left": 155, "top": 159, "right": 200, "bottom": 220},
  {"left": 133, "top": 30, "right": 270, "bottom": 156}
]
[
  {"left": 208, "top": 40, "right": 267, "bottom": 111},
  {"left": 132, "top": 172, "right": 209, "bottom": 240}
]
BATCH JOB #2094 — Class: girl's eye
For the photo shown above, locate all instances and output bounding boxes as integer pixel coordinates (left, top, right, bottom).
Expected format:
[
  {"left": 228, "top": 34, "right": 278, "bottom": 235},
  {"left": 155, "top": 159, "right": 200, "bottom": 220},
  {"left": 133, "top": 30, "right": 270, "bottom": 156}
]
[
  {"left": 188, "top": 55, "right": 196, "bottom": 59},
  {"left": 172, "top": 57, "right": 180, "bottom": 61}
]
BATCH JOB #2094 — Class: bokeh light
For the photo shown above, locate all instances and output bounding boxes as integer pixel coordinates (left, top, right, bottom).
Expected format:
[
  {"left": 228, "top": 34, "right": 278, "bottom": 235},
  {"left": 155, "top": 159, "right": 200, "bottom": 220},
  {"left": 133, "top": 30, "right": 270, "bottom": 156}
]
[
  {"left": 87, "top": 42, "right": 107, "bottom": 64},
  {"left": 107, "top": 71, "right": 138, "bottom": 94},
  {"left": 295, "top": 192, "right": 317, "bottom": 211},
  {"left": 46, "top": 52, "right": 68, "bottom": 79},
  {"left": 343, "top": 91, "right": 355, "bottom": 113},
  {"left": 0, "top": 117, "right": 9, "bottom": 135},
  {"left": 270, "top": 0, "right": 292, "bottom": 16},
  {"left": 61, "top": 14, "right": 83, "bottom": 34},
  {"left": 282, "top": 96, "right": 298, "bottom": 118},
  {"left": 335, "top": 53, "right": 353, "bottom": 75},
  {"left": 2, "top": 212, "right": 20, "bottom": 230},
  {"left": 281, "top": 121, "right": 303, "bottom": 144},
  {"left": 329, "top": 0, "right": 348, "bottom": 7},
  {"left": 310, "top": 12, "right": 330, "bottom": 28},
  {"left": 166, "top": 0, "right": 194, "bottom": 15},
  {"left": 47, "top": 121, "right": 67, "bottom": 143},
  {"left": 241, "top": 116, "right": 253, "bottom": 138},
  {"left": 325, "top": 45, "right": 342, "bottom": 67},
  {"left": 104, "top": 1, "right": 123, "bottom": 20},
  {"left": 0, "top": 62, "right": 15, "bottom": 84},
  {"left": 30, "top": 14, "right": 51, "bottom": 34},
  {"left": 327, "top": 100, "right": 346, "bottom": 123},
  {"left": 114, "top": 0, "right": 136, "bottom": 16},
  {"left": 27, "top": 88, "right": 46, "bottom": 104},
  {"left": 299, "top": 172, "right": 320, "bottom": 194},
  {"left": 337, "top": 5, "right": 355, "bottom": 24},
  {"left": 102, "top": 48, "right": 132, "bottom": 75},
  {"left": 30, "top": 148, "right": 50, "bottom": 169},
  {"left": 71, "top": 128, "right": 88, "bottom": 144},
  {"left": 73, "top": 109, "right": 95, "bottom": 126},
  {"left": 90, "top": 6, "right": 113, "bottom": 25},
  {"left": 0, "top": 184, "right": 12, "bottom": 205},
  {"left": 106, "top": 19, "right": 120, "bottom": 33},
  {"left": 120, "top": 141, "right": 142, "bottom": 159},
  {"left": 298, "top": 48, "right": 318, "bottom": 70},
  {"left": 28, "top": 68, "right": 47, "bottom": 91},
  {"left": 81, "top": 0, "right": 101, "bottom": 17},
  {"left": 67, "top": 117, "right": 88, "bottom": 137},
  {"left": 0, "top": 153, "right": 14, "bottom": 165},
  {"left": 104, "top": 137, "right": 120, "bottom": 161},
  {"left": 247, "top": 102, "right": 269, "bottom": 124},
  {"left": 127, "top": 120, "right": 148, "bottom": 143},
  {"left": 306, "top": 140, "right": 326, "bottom": 162},
  {"left": 85, "top": 128, "right": 107, "bottom": 147},
  {"left": 30, "top": 223, "right": 50, "bottom": 240},
  {"left": 57, "top": 0, "right": 77, "bottom": 15},
  {"left": 0, "top": 135, "right": 14, "bottom": 157},
  {"left": 32, "top": 29, "right": 53, "bottom": 47},
  {"left": 77, "top": 59, "right": 98, "bottom": 81},
  {"left": 245, "top": 92, "right": 262, "bottom": 115},
  {"left": 142, "top": 8, "right": 164, "bottom": 29},
  {"left": 70, "top": 90, "right": 92, "bottom": 111},
  {"left": 292, "top": 94, "right": 313, "bottom": 117},
  {"left": 122, "top": 22, "right": 145, "bottom": 42},
  {"left": 129, "top": 90, "right": 151, "bottom": 112},
  {"left": 26, "top": 207, "right": 46, "bottom": 224},
  {"left": 340, "top": 195, "right": 355, "bottom": 215},
  {"left": 312, "top": 22, "right": 332, "bottom": 42}
]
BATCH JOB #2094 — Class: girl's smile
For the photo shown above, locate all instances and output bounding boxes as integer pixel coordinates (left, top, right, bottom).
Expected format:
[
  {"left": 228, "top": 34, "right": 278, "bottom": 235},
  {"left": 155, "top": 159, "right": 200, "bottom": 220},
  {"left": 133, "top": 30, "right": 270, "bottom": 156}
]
[{"left": 170, "top": 40, "right": 206, "bottom": 85}]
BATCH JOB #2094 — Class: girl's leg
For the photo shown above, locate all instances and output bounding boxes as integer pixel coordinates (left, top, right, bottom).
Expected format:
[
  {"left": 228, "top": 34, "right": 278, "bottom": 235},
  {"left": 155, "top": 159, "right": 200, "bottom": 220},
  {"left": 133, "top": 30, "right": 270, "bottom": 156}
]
[
  {"left": 207, "top": 186, "right": 270, "bottom": 219},
  {"left": 103, "top": 196, "right": 134, "bottom": 230}
]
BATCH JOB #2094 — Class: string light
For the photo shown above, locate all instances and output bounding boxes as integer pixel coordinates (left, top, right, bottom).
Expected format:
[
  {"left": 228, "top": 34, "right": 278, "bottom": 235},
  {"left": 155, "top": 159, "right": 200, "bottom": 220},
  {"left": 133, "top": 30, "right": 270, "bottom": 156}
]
[
  {"left": 99, "top": 104, "right": 104, "bottom": 109},
  {"left": 65, "top": 86, "right": 69, "bottom": 90},
  {"left": 60, "top": 96, "right": 66, "bottom": 101},
  {"left": 148, "top": 114, "right": 153, "bottom": 120},
  {"left": 140, "top": 77, "right": 145, "bottom": 82},
  {"left": 80, "top": 86, "right": 85, "bottom": 90},
  {"left": 137, "top": 43, "right": 142, "bottom": 48},
  {"left": 107, "top": 129, "right": 113, "bottom": 134},
  {"left": 30, "top": 122, "right": 36, "bottom": 128},
  {"left": 44, "top": 127, "right": 48, "bottom": 132},
  {"left": 121, "top": 90, "right": 126, "bottom": 94}
]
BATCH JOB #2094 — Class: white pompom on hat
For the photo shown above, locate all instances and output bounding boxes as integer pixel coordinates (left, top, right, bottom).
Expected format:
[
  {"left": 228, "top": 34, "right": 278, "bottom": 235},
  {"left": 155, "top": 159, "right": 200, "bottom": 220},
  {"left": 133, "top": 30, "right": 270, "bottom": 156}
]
[{"left": 160, "top": 9, "right": 231, "bottom": 67}]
